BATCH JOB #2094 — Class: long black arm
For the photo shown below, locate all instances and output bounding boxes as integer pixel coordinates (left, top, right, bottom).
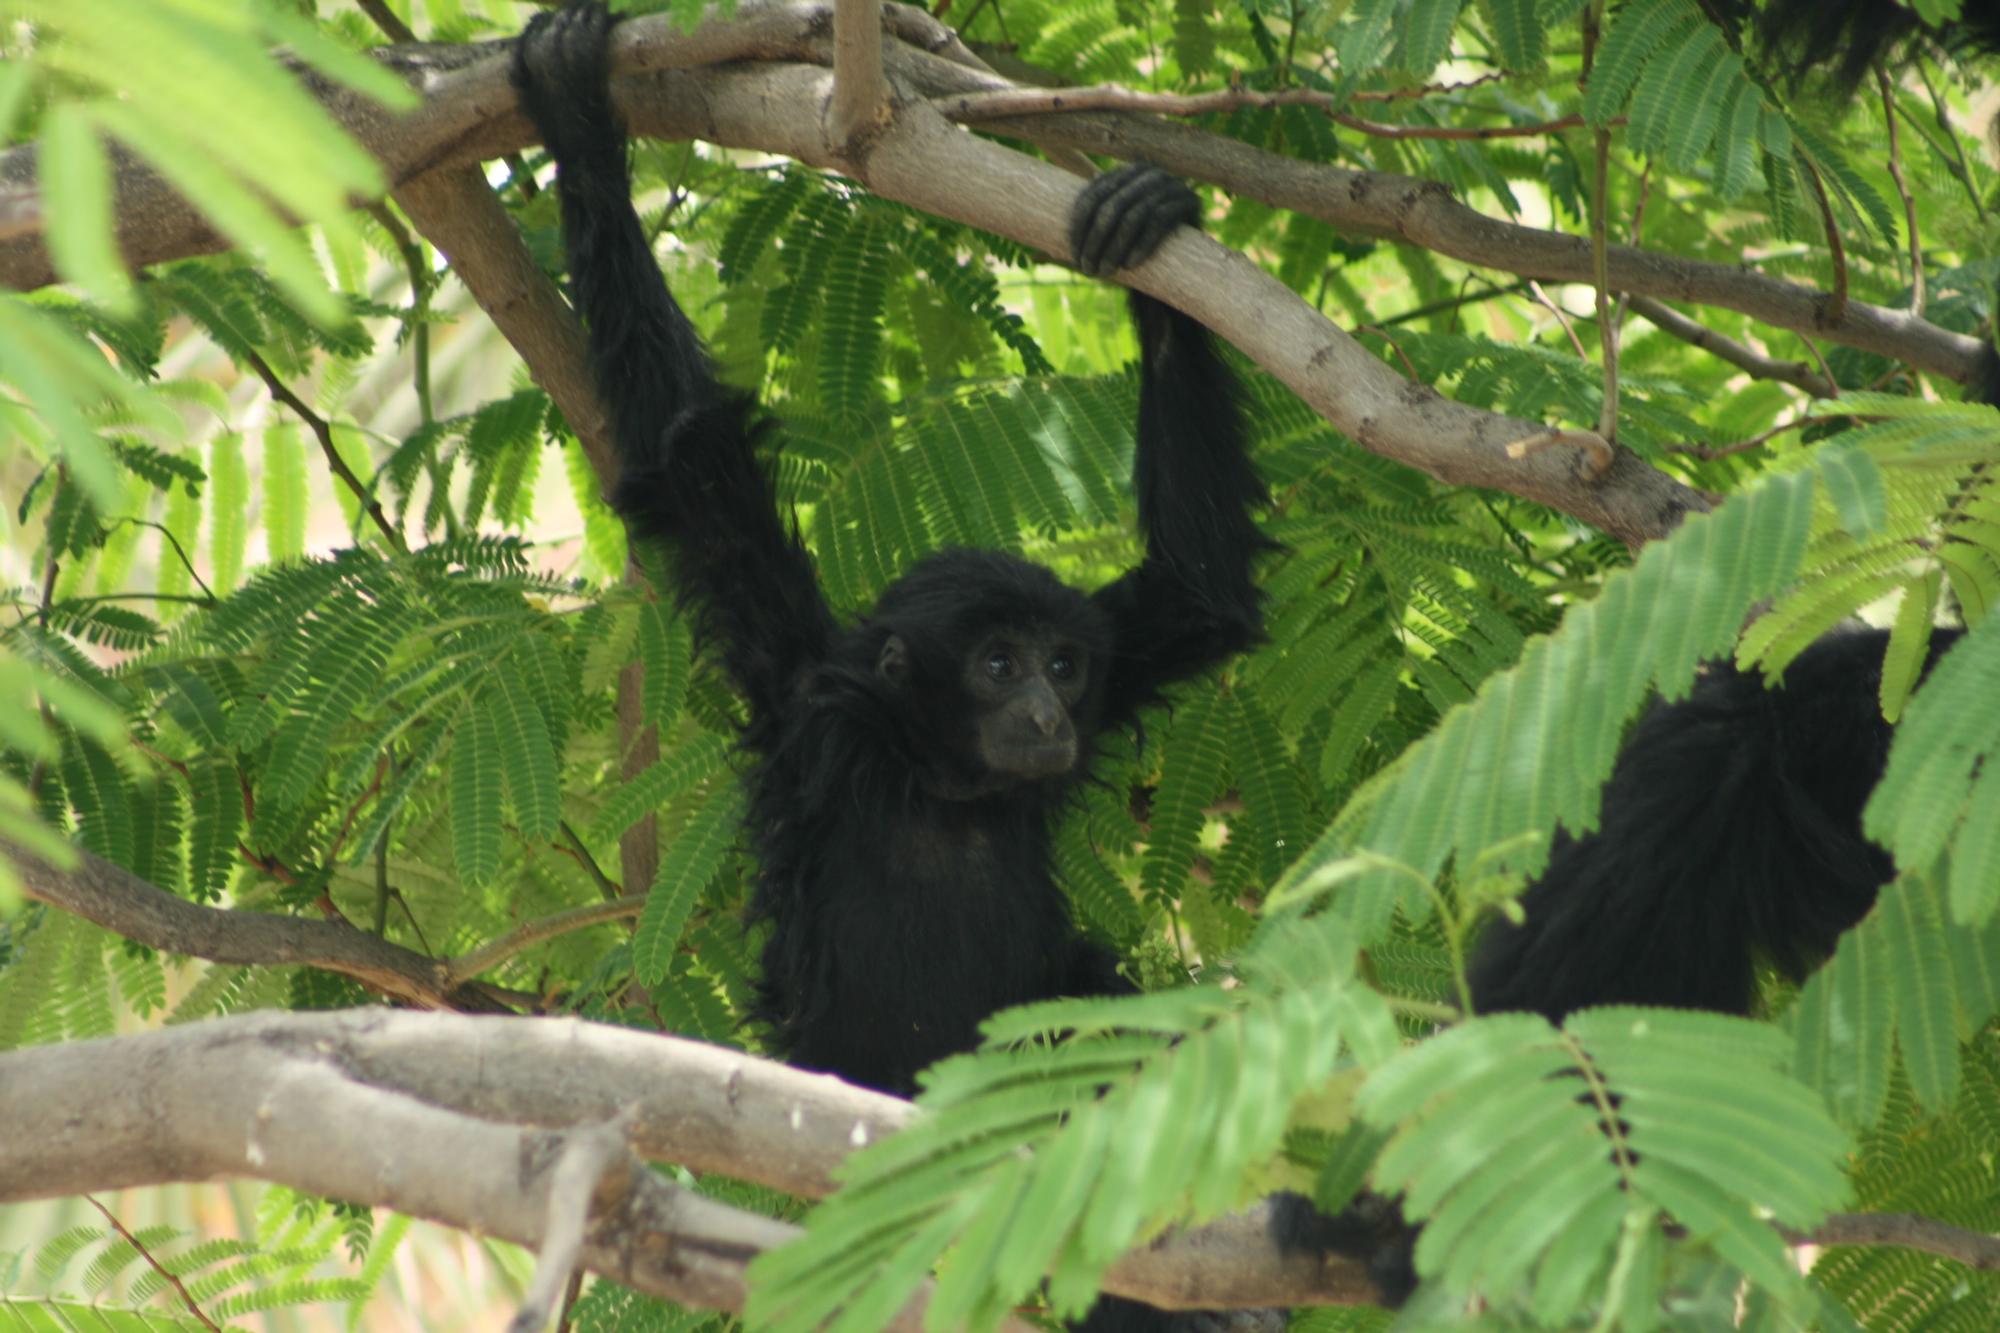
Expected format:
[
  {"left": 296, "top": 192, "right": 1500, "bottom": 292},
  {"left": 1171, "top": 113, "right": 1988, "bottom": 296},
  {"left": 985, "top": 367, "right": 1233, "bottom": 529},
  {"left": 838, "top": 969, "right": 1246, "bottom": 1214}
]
[
  {"left": 1469, "top": 628, "right": 1960, "bottom": 1020},
  {"left": 1072, "top": 167, "right": 1276, "bottom": 726},
  {"left": 512, "top": 4, "right": 833, "bottom": 725}
]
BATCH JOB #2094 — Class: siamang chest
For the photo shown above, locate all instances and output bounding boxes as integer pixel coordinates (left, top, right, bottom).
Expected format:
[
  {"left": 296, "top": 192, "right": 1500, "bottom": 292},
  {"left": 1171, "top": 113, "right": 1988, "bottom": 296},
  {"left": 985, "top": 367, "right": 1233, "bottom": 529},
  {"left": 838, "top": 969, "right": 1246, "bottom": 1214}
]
[{"left": 810, "top": 807, "right": 1074, "bottom": 1077}]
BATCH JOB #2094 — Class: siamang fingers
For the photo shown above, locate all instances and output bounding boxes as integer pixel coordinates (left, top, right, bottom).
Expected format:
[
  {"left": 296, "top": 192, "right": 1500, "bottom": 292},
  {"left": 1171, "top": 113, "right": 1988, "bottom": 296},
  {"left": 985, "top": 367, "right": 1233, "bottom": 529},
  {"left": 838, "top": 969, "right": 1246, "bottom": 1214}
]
[
  {"left": 1068, "top": 163, "right": 1203, "bottom": 276},
  {"left": 512, "top": 1, "right": 622, "bottom": 154}
]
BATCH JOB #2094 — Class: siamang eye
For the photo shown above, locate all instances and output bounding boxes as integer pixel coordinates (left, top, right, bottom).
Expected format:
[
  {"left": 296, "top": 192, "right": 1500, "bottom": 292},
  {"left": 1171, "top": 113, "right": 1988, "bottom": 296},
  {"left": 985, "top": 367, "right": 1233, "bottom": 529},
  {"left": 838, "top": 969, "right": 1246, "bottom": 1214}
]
[
  {"left": 1049, "top": 655, "right": 1076, "bottom": 681},
  {"left": 986, "top": 652, "right": 1015, "bottom": 680}
]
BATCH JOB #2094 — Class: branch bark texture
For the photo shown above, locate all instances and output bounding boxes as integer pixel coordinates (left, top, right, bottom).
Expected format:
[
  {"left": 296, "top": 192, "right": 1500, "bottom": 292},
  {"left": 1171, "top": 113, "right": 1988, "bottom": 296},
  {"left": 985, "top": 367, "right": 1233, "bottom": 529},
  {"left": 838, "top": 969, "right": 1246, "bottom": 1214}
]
[{"left": 0, "top": 1007, "right": 1382, "bottom": 1311}]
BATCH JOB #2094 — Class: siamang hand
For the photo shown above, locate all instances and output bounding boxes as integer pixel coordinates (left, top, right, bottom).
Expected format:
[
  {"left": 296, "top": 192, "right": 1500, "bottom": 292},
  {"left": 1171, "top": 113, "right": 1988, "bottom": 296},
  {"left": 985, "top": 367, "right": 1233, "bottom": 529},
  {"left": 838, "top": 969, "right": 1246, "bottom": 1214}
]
[
  {"left": 511, "top": 1, "right": 623, "bottom": 166},
  {"left": 1069, "top": 164, "right": 1204, "bottom": 276}
]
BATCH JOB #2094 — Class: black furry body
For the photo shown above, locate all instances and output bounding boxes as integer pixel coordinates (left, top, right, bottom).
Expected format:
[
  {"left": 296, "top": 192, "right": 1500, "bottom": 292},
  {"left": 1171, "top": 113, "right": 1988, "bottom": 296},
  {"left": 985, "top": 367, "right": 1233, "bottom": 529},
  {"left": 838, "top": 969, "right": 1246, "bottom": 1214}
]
[
  {"left": 511, "top": 6, "right": 1267, "bottom": 1115},
  {"left": 1710, "top": 0, "right": 2000, "bottom": 92},
  {"left": 1470, "top": 627, "right": 1960, "bottom": 1021}
]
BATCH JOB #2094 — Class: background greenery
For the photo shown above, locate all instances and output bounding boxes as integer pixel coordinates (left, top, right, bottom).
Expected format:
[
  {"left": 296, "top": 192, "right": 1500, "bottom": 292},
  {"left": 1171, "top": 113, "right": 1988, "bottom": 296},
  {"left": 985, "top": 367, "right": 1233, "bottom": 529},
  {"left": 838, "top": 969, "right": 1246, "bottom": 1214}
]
[{"left": 4, "top": 0, "right": 1999, "bottom": 1329}]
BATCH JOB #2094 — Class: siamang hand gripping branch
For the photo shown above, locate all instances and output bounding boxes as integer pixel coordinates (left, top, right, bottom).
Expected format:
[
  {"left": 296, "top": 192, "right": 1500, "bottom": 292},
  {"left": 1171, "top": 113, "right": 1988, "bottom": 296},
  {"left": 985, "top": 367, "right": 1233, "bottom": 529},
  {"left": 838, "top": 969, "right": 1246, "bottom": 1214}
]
[{"left": 511, "top": 8, "right": 1268, "bottom": 1100}]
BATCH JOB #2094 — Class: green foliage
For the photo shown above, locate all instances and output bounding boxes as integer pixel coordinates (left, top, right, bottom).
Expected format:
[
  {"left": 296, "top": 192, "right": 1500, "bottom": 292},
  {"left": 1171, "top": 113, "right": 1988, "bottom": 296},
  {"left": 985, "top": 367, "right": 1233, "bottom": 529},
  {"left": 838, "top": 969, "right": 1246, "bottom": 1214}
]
[
  {"left": 6, "top": 0, "right": 2000, "bottom": 1328},
  {"left": 0, "top": 1204, "right": 372, "bottom": 1329}
]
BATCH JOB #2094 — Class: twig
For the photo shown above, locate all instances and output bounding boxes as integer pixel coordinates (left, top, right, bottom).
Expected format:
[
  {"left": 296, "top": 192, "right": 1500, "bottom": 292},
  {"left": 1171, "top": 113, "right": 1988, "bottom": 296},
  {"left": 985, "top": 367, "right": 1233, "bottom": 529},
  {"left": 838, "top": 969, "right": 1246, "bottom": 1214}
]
[
  {"left": 1584, "top": 1, "right": 1619, "bottom": 443},
  {"left": 243, "top": 349, "right": 408, "bottom": 553},
  {"left": 1506, "top": 428, "right": 1615, "bottom": 479},
  {"left": 1878, "top": 63, "right": 1923, "bottom": 317},
  {"left": 1796, "top": 155, "right": 1849, "bottom": 326},
  {"left": 445, "top": 899, "right": 645, "bottom": 987},
  {"left": 1783, "top": 1212, "right": 2000, "bottom": 1271},
  {"left": 1627, "top": 295, "right": 1837, "bottom": 398},
  {"left": 559, "top": 820, "right": 623, "bottom": 902},
  {"left": 510, "top": 1110, "right": 639, "bottom": 1333},
  {"left": 84, "top": 1196, "right": 224, "bottom": 1332},
  {"left": 937, "top": 82, "right": 1594, "bottom": 140},
  {"left": 1526, "top": 280, "right": 1588, "bottom": 359},
  {"left": 357, "top": 0, "right": 417, "bottom": 45},
  {"left": 4, "top": 833, "right": 503, "bottom": 1010},
  {"left": 1355, "top": 325, "right": 1419, "bottom": 379},
  {"left": 102, "top": 517, "right": 217, "bottom": 603},
  {"left": 1665, "top": 416, "right": 1803, "bottom": 460}
]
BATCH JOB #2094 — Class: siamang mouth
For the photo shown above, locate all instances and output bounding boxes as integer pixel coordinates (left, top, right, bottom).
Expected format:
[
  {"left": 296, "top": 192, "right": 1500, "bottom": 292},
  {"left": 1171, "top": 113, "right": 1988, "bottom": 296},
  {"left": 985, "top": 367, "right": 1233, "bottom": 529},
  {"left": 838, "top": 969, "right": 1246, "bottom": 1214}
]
[{"left": 990, "top": 743, "right": 1077, "bottom": 778}]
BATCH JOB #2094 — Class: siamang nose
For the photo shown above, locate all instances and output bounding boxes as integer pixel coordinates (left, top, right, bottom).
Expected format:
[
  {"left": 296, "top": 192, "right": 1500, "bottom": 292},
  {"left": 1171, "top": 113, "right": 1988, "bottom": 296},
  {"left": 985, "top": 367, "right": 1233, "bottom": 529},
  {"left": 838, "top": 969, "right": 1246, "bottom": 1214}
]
[{"left": 1030, "top": 697, "right": 1065, "bottom": 736}]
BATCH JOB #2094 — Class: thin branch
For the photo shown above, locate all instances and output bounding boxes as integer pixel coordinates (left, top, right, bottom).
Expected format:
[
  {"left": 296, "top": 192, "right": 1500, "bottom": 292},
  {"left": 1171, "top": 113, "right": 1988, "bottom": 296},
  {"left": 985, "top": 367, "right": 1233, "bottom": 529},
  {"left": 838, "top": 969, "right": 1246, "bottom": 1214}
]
[
  {"left": 103, "top": 517, "right": 217, "bottom": 602},
  {"left": 1526, "top": 279, "right": 1588, "bottom": 359},
  {"left": 84, "top": 1196, "right": 224, "bottom": 1332},
  {"left": 1796, "top": 155, "right": 1849, "bottom": 326},
  {"left": 1583, "top": 2, "right": 1618, "bottom": 443},
  {"left": 1784, "top": 1213, "right": 2000, "bottom": 1271},
  {"left": 1627, "top": 295, "right": 1837, "bottom": 398},
  {"left": 4, "top": 834, "right": 498, "bottom": 1010},
  {"left": 1665, "top": 415, "right": 1804, "bottom": 460},
  {"left": 1879, "top": 63, "right": 1923, "bottom": 317},
  {"left": 830, "top": 0, "right": 889, "bottom": 148},
  {"left": 357, "top": 0, "right": 418, "bottom": 45},
  {"left": 938, "top": 82, "right": 1594, "bottom": 140},
  {"left": 511, "top": 1110, "right": 638, "bottom": 1333},
  {"left": 444, "top": 898, "right": 644, "bottom": 986},
  {"left": 558, "top": 819, "right": 623, "bottom": 902},
  {"left": 243, "top": 349, "right": 408, "bottom": 553}
]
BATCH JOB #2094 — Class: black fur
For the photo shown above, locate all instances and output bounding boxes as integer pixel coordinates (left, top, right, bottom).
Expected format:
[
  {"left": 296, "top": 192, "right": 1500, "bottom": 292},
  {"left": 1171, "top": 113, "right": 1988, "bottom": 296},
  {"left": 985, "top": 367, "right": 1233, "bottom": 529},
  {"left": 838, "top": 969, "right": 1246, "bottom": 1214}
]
[
  {"left": 515, "top": 7, "right": 1268, "bottom": 1326},
  {"left": 1469, "top": 627, "right": 1960, "bottom": 1021},
  {"left": 1710, "top": 0, "right": 2000, "bottom": 93}
]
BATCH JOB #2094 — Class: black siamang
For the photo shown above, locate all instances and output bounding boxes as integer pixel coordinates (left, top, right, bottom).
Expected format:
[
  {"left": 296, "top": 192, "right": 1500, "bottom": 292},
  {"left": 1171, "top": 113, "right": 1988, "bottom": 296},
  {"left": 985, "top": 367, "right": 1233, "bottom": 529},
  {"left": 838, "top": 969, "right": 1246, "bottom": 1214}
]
[
  {"left": 1474, "top": 0, "right": 2000, "bottom": 1023},
  {"left": 1468, "top": 626, "right": 1965, "bottom": 1022},
  {"left": 1709, "top": 0, "right": 2000, "bottom": 95},
  {"left": 514, "top": 0, "right": 1266, "bottom": 1269}
]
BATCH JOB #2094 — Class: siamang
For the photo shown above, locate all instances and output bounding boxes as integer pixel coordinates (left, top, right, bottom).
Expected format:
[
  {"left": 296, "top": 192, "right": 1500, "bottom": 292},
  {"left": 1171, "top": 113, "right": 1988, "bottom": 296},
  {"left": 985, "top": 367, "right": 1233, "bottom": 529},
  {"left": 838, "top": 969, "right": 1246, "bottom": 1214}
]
[
  {"left": 1475, "top": 0, "right": 2000, "bottom": 1023},
  {"left": 1708, "top": 0, "right": 2000, "bottom": 94},
  {"left": 1468, "top": 626, "right": 1965, "bottom": 1021},
  {"left": 513, "top": 5, "right": 1268, "bottom": 1325}
]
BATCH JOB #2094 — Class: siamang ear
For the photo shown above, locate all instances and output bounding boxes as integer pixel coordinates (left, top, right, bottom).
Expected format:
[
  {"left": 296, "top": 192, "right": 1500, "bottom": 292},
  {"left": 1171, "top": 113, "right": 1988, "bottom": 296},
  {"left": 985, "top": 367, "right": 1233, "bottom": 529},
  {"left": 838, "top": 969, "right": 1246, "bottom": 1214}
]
[{"left": 876, "top": 634, "right": 910, "bottom": 685}]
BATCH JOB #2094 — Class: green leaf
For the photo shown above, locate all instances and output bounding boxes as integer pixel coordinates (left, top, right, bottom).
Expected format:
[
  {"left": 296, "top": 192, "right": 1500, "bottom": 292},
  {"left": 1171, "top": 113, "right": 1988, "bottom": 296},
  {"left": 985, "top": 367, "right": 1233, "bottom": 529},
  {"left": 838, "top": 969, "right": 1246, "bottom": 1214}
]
[
  {"left": 450, "top": 703, "right": 503, "bottom": 889},
  {"left": 633, "top": 782, "right": 745, "bottom": 987},
  {"left": 40, "top": 104, "right": 133, "bottom": 311}
]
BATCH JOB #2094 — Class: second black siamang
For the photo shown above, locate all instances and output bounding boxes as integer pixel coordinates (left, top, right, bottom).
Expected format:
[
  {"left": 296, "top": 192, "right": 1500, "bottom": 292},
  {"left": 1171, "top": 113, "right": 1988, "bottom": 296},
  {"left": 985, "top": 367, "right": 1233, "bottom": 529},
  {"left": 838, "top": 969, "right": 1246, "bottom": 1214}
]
[
  {"left": 511, "top": 0, "right": 1266, "bottom": 1140},
  {"left": 1468, "top": 626, "right": 1965, "bottom": 1021}
]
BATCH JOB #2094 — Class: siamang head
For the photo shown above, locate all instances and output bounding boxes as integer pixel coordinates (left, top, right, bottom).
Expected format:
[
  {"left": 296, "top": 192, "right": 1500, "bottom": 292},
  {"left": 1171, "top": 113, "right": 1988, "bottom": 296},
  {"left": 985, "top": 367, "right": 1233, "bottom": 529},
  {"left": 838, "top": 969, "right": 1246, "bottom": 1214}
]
[{"left": 867, "top": 549, "right": 1111, "bottom": 791}]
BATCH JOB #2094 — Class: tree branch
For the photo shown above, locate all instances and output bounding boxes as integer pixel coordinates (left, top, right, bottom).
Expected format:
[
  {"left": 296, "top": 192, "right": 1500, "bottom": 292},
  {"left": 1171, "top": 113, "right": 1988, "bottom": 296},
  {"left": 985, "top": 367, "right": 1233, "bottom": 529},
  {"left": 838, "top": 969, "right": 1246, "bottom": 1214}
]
[
  {"left": 0, "top": 1008, "right": 1383, "bottom": 1311},
  {"left": 1784, "top": 1213, "right": 2000, "bottom": 1271},
  {"left": 3, "top": 835, "right": 496, "bottom": 1009},
  {"left": 830, "top": 0, "right": 889, "bottom": 149},
  {"left": 5, "top": 8, "right": 1995, "bottom": 541},
  {"left": 1628, "top": 295, "right": 1837, "bottom": 398}
]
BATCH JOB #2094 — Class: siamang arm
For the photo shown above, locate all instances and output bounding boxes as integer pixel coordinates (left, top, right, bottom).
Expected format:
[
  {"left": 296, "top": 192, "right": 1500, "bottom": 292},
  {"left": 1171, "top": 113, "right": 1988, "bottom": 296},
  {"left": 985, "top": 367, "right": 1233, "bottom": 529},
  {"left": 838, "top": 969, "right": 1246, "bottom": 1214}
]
[
  {"left": 512, "top": 5, "right": 834, "bottom": 723},
  {"left": 1073, "top": 167, "right": 1276, "bottom": 728},
  {"left": 1467, "top": 628, "right": 1953, "bottom": 1020}
]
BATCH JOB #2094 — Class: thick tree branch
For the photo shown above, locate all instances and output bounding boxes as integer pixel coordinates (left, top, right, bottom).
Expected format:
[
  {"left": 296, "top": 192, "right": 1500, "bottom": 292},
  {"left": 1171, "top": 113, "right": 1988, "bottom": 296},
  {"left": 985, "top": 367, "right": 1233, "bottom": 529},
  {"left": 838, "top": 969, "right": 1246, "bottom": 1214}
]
[
  {"left": 2, "top": 8, "right": 1992, "bottom": 542},
  {"left": 0, "top": 1008, "right": 1382, "bottom": 1311},
  {"left": 830, "top": 0, "right": 889, "bottom": 148},
  {"left": 0, "top": 7, "right": 1982, "bottom": 396}
]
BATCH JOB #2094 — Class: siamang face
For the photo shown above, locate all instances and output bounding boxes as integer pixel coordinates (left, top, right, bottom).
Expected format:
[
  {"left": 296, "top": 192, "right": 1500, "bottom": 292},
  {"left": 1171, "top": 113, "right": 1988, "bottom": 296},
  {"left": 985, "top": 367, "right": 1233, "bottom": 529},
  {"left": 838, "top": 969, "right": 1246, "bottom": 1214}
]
[
  {"left": 867, "top": 550, "right": 1110, "bottom": 791},
  {"left": 963, "top": 629, "right": 1090, "bottom": 779},
  {"left": 874, "top": 625, "right": 1094, "bottom": 784}
]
